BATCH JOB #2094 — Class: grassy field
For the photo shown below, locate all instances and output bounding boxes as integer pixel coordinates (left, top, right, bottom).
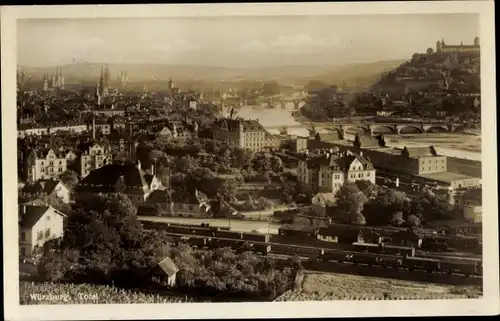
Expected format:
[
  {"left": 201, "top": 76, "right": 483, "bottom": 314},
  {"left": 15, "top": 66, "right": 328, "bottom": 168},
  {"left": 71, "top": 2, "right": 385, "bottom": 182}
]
[
  {"left": 20, "top": 281, "right": 200, "bottom": 304},
  {"left": 275, "top": 272, "right": 482, "bottom": 301}
]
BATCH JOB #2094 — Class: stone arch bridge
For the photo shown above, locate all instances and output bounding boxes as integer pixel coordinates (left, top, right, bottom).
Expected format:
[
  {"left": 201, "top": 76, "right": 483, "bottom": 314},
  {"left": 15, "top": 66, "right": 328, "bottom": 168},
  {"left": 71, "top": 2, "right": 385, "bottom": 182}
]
[
  {"left": 272, "top": 122, "right": 474, "bottom": 136},
  {"left": 257, "top": 96, "right": 308, "bottom": 110}
]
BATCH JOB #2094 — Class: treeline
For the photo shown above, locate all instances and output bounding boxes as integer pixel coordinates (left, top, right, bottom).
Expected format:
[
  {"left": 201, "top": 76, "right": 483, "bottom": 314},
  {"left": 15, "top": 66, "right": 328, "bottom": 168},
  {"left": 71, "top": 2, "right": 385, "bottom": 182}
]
[{"left": 334, "top": 181, "right": 461, "bottom": 227}]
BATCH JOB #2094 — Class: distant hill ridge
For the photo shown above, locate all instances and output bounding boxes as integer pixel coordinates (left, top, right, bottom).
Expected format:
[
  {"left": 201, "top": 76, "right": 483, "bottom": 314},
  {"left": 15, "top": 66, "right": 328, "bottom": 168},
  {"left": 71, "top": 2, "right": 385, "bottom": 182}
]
[{"left": 19, "top": 59, "right": 408, "bottom": 86}]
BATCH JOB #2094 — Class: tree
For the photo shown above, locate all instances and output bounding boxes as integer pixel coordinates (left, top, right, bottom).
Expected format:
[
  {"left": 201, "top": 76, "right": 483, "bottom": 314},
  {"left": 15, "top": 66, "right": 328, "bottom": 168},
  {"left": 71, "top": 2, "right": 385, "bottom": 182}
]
[
  {"left": 305, "top": 80, "right": 329, "bottom": 93},
  {"left": 354, "top": 180, "right": 379, "bottom": 200},
  {"left": 407, "top": 214, "right": 421, "bottom": 227},
  {"left": 351, "top": 212, "right": 367, "bottom": 226},
  {"left": 390, "top": 211, "right": 405, "bottom": 227},
  {"left": 363, "top": 188, "right": 411, "bottom": 225},
  {"left": 59, "top": 170, "right": 79, "bottom": 189},
  {"left": 426, "top": 47, "right": 434, "bottom": 55},
  {"left": 262, "top": 81, "right": 281, "bottom": 96},
  {"left": 334, "top": 182, "right": 368, "bottom": 222}
]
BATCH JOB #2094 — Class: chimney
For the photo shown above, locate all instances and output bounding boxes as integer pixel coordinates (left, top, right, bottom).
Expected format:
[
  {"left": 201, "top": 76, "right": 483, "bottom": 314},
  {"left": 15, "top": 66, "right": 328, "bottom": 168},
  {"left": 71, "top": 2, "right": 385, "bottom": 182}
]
[
  {"left": 360, "top": 151, "right": 363, "bottom": 157},
  {"left": 22, "top": 205, "right": 26, "bottom": 214},
  {"left": 151, "top": 163, "right": 155, "bottom": 175}
]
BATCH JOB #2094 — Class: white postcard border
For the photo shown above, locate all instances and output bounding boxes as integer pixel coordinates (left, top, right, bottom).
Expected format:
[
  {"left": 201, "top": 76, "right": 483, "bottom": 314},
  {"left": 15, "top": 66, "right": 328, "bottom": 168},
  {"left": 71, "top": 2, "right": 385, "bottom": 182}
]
[{"left": 2, "top": 2, "right": 498, "bottom": 320}]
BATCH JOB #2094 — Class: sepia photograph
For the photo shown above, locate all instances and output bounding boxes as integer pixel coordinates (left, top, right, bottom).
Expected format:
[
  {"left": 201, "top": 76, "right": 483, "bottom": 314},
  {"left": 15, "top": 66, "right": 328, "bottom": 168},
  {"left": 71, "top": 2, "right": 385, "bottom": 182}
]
[{"left": 2, "top": 2, "right": 498, "bottom": 320}]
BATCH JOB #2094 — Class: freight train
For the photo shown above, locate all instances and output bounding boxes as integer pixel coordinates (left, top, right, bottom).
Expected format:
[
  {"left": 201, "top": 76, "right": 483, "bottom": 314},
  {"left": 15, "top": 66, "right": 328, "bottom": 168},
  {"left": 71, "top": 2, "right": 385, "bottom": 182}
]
[
  {"left": 142, "top": 220, "right": 481, "bottom": 277},
  {"left": 318, "top": 248, "right": 482, "bottom": 277},
  {"left": 352, "top": 242, "right": 416, "bottom": 257}
]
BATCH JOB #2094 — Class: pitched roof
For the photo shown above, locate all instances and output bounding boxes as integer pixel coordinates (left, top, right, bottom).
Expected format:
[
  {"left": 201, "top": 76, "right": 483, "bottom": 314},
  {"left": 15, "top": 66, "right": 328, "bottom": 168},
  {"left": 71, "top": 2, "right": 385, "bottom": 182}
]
[
  {"left": 301, "top": 152, "right": 375, "bottom": 172},
  {"left": 354, "top": 134, "right": 382, "bottom": 149},
  {"left": 402, "top": 146, "right": 438, "bottom": 158},
  {"left": 75, "top": 162, "right": 155, "bottom": 194},
  {"left": 19, "top": 204, "right": 66, "bottom": 229},
  {"left": 23, "top": 179, "right": 67, "bottom": 195},
  {"left": 213, "top": 118, "right": 267, "bottom": 133},
  {"left": 157, "top": 257, "right": 179, "bottom": 277}
]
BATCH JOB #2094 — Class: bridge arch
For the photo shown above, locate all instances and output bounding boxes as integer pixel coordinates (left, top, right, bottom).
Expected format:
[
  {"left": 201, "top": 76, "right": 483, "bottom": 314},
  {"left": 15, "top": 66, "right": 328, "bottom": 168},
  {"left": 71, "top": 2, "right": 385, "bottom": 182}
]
[
  {"left": 345, "top": 126, "right": 371, "bottom": 135},
  {"left": 425, "top": 125, "right": 449, "bottom": 133},
  {"left": 371, "top": 125, "right": 397, "bottom": 135},
  {"left": 398, "top": 125, "right": 424, "bottom": 134}
]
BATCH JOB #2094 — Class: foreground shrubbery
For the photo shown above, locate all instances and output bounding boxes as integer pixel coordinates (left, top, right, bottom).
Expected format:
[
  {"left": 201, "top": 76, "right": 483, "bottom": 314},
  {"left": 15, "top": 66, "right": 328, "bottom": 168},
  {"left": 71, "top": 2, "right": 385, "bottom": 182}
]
[
  {"left": 20, "top": 281, "right": 198, "bottom": 304},
  {"left": 35, "top": 193, "right": 295, "bottom": 301},
  {"left": 170, "top": 245, "right": 295, "bottom": 300}
]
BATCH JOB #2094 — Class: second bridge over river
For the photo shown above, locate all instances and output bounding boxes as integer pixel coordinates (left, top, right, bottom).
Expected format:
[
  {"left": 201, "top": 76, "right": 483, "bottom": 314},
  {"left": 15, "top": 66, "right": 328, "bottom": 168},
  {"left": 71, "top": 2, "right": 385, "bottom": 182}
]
[{"left": 265, "top": 121, "right": 476, "bottom": 136}]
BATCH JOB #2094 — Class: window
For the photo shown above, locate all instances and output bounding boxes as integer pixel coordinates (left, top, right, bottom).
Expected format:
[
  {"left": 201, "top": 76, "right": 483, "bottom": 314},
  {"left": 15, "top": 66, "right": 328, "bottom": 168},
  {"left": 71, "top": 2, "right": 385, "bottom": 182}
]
[
  {"left": 58, "top": 167, "right": 63, "bottom": 172},
  {"left": 21, "top": 247, "right": 26, "bottom": 257},
  {"left": 37, "top": 231, "right": 43, "bottom": 240},
  {"left": 45, "top": 228, "right": 51, "bottom": 238},
  {"left": 21, "top": 232, "right": 26, "bottom": 241},
  {"left": 46, "top": 215, "right": 51, "bottom": 221}
]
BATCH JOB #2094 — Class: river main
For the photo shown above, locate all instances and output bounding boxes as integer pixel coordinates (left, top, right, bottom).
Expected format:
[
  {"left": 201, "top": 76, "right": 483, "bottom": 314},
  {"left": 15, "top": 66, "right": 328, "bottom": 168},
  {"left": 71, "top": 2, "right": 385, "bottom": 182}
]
[{"left": 235, "top": 106, "right": 481, "bottom": 161}]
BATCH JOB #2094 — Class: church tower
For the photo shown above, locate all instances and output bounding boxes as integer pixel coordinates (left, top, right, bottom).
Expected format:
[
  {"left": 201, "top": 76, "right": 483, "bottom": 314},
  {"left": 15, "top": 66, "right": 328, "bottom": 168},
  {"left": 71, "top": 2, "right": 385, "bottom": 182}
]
[
  {"left": 43, "top": 73, "right": 49, "bottom": 92},
  {"left": 474, "top": 36, "right": 480, "bottom": 47},
  {"left": 95, "top": 83, "right": 101, "bottom": 107},
  {"left": 99, "top": 65, "right": 105, "bottom": 97},
  {"left": 59, "top": 68, "right": 64, "bottom": 90},
  {"left": 436, "top": 39, "right": 442, "bottom": 52},
  {"left": 103, "top": 65, "right": 110, "bottom": 97}
]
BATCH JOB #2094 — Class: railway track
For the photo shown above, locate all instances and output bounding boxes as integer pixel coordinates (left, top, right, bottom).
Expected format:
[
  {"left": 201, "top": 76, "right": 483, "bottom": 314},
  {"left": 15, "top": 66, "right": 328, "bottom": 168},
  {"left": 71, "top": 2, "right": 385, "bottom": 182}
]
[{"left": 158, "top": 231, "right": 482, "bottom": 280}]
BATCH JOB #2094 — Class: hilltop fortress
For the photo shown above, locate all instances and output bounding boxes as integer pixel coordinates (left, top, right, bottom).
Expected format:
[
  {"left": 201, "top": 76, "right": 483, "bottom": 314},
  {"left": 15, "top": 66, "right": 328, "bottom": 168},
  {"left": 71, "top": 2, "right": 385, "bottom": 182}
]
[{"left": 436, "top": 37, "right": 480, "bottom": 53}]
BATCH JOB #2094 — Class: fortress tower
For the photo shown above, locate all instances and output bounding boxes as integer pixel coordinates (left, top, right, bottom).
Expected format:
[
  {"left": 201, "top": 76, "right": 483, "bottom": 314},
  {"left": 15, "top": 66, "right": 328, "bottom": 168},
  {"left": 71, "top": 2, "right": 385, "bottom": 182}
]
[{"left": 436, "top": 37, "right": 480, "bottom": 53}]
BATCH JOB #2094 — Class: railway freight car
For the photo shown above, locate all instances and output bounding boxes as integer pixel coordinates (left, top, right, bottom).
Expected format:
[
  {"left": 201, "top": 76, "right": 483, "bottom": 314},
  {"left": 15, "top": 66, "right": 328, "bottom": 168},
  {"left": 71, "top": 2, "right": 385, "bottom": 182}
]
[
  {"left": 214, "top": 230, "right": 243, "bottom": 240},
  {"left": 242, "top": 232, "right": 269, "bottom": 243},
  {"left": 141, "top": 221, "right": 167, "bottom": 230},
  {"left": 252, "top": 243, "right": 271, "bottom": 255},
  {"left": 185, "top": 237, "right": 211, "bottom": 248},
  {"left": 352, "top": 242, "right": 380, "bottom": 253},
  {"left": 351, "top": 252, "right": 384, "bottom": 266},
  {"left": 402, "top": 256, "right": 440, "bottom": 273},
  {"left": 439, "top": 260, "right": 482, "bottom": 277},
  {"left": 382, "top": 245, "right": 415, "bottom": 257},
  {"left": 320, "top": 249, "right": 354, "bottom": 263}
]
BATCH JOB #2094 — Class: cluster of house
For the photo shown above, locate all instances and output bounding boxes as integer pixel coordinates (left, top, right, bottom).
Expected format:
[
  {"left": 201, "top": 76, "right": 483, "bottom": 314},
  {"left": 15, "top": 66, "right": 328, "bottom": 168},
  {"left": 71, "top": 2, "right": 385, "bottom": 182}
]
[{"left": 278, "top": 131, "right": 481, "bottom": 223}]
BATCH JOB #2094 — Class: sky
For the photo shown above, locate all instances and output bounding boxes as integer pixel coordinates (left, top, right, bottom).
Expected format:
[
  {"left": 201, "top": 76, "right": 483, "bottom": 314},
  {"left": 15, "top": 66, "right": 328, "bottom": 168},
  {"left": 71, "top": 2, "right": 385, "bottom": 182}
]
[{"left": 17, "top": 14, "right": 479, "bottom": 67}]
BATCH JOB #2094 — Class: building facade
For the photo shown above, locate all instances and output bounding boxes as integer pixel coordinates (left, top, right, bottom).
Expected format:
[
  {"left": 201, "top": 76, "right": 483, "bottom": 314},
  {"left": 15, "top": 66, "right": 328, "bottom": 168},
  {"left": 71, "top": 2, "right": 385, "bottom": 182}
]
[
  {"left": 297, "top": 149, "right": 376, "bottom": 194},
  {"left": 25, "top": 148, "right": 68, "bottom": 182},
  {"left": 362, "top": 146, "right": 447, "bottom": 176},
  {"left": 211, "top": 117, "right": 281, "bottom": 152},
  {"left": 19, "top": 203, "right": 66, "bottom": 259},
  {"left": 78, "top": 143, "right": 113, "bottom": 178},
  {"left": 73, "top": 161, "right": 165, "bottom": 205},
  {"left": 436, "top": 37, "right": 480, "bottom": 53}
]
